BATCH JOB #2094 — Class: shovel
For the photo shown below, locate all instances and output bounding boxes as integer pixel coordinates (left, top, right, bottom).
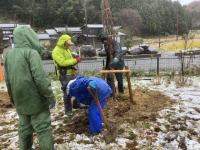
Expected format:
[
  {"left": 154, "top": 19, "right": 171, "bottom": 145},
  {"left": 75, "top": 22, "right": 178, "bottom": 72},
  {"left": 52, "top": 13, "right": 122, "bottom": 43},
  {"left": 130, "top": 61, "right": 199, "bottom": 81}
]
[{"left": 87, "top": 87, "right": 117, "bottom": 144}]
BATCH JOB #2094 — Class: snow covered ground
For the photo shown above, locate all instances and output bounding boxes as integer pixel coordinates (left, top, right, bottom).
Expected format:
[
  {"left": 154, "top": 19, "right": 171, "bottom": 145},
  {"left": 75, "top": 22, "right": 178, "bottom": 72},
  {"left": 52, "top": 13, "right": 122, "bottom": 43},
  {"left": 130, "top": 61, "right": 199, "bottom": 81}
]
[{"left": 1, "top": 76, "right": 200, "bottom": 150}]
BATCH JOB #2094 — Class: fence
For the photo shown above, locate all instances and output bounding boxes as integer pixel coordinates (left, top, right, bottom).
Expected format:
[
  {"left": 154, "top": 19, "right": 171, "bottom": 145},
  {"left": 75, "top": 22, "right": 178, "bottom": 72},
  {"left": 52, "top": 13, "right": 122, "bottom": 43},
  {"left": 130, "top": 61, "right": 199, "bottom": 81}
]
[{"left": 1, "top": 55, "right": 200, "bottom": 77}]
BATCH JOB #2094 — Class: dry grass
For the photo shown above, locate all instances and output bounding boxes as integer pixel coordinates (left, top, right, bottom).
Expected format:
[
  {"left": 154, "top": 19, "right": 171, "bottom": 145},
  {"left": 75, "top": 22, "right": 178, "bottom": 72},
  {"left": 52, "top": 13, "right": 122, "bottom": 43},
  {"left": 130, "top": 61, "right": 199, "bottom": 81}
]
[
  {"left": 160, "top": 39, "right": 200, "bottom": 50},
  {"left": 139, "top": 31, "right": 200, "bottom": 51}
]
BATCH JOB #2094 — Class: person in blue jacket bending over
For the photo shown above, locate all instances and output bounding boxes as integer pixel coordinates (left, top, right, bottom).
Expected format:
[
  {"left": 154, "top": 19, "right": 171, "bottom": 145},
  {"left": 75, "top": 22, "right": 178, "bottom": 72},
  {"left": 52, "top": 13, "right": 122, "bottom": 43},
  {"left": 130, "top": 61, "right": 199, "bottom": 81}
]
[{"left": 69, "top": 75, "right": 113, "bottom": 136}]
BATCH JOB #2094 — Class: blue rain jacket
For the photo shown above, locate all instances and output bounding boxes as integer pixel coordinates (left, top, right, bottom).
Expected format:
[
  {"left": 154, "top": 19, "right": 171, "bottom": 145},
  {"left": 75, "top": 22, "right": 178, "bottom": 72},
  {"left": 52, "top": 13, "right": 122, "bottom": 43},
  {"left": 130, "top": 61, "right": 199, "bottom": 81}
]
[{"left": 69, "top": 76, "right": 112, "bottom": 106}]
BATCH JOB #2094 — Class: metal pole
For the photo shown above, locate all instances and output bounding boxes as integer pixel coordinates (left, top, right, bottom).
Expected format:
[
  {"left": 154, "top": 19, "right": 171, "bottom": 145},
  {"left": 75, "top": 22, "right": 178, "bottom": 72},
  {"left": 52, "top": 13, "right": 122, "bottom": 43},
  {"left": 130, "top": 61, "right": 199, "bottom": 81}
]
[
  {"left": 84, "top": 0, "right": 89, "bottom": 44},
  {"left": 157, "top": 57, "right": 159, "bottom": 76}
]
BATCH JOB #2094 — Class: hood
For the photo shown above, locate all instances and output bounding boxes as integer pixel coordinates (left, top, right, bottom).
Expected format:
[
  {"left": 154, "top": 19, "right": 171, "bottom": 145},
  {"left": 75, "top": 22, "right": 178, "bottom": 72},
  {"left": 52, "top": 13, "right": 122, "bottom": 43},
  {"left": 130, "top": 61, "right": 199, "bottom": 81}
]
[
  {"left": 57, "top": 35, "right": 72, "bottom": 49},
  {"left": 101, "top": 31, "right": 107, "bottom": 39},
  {"left": 66, "top": 78, "right": 77, "bottom": 94},
  {"left": 13, "top": 26, "right": 44, "bottom": 55}
]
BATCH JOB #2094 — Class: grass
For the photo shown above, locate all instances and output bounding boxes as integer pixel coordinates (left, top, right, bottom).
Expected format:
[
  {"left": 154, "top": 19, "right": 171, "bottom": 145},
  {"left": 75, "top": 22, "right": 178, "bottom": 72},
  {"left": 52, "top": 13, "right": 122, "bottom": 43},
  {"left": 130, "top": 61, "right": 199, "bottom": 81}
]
[
  {"left": 81, "top": 70, "right": 101, "bottom": 78},
  {"left": 161, "top": 40, "right": 200, "bottom": 50},
  {"left": 141, "top": 33, "right": 200, "bottom": 50},
  {"left": 47, "top": 72, "right": 59, "bottom": 81},
  {"left": 128, "top": 130, "right": 134, "bottom": 137}
]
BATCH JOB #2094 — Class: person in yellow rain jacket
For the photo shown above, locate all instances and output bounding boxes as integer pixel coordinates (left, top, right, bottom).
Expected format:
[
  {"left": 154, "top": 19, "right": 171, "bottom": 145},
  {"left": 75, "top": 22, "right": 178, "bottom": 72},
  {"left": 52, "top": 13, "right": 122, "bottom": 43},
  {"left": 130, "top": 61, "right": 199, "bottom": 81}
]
[{"left": 52, "top": 35, "right": 83, "bottom": 116}]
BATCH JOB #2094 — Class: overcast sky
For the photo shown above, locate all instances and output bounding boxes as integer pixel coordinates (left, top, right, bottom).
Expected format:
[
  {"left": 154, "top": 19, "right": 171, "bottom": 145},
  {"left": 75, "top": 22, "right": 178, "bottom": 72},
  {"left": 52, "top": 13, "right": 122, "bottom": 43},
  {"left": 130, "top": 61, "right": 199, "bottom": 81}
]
[{"left": 173, "top": 0, "right": 200, "bottom": 5}]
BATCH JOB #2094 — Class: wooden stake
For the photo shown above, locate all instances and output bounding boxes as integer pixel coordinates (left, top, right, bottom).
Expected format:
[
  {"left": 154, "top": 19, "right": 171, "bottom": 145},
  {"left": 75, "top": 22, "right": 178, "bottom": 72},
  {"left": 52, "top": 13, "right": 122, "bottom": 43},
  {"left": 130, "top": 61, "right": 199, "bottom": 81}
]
[
  {"left": 0, "top": 62, "right": 4, "bottom": 82},
  {"left": 125, "top": 66, "right": 135, "bottom": 105},
  {"left": 102, "top": 66, "right": 106, "bottom": 80},
  {"left": 101, "top": 70, "right": 130, "bottom": 73},
  {"left": 100, "top": 66, "right": 136, "bottom": 105}
]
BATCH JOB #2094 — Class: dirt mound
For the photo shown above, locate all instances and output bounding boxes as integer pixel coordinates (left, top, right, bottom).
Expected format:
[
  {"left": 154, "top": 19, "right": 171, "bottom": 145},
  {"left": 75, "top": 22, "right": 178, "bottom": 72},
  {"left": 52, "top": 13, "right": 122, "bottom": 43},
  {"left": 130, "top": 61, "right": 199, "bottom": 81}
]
[
  {"left": 104, "top": 89, "right": 176, "bottom": 124},
  {"left": 0, "top": 91, "right": 13, "bottom": 108},
  {"left": 52, "top": 88, "right": 177, "bottom": 137},
  {"left": 0, "top": 89, "right": 177, "bottom": 137},
  {"left": 68, "top": 112, "right": 89, "bottom": 134}
]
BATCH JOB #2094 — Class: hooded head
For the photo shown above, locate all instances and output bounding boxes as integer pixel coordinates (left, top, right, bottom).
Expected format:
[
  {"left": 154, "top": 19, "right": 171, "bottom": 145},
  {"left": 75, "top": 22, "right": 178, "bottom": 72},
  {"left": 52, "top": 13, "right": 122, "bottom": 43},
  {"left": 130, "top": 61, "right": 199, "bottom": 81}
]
[
  {"left": 13, "top": 26, "right": 44, "bottom": 55},
  {"left": 101, "top": 31, "right": 107, "bottom": 43},
  {"left": 57, "top": 34, "right": 74, "bottom": 49}
]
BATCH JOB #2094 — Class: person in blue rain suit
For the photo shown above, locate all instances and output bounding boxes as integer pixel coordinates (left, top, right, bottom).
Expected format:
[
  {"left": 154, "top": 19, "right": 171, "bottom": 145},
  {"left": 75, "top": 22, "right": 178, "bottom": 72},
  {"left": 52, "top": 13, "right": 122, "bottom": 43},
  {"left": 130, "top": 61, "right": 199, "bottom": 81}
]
[{"left": 69, "top": 75, "right": 112, "bottom": 136}]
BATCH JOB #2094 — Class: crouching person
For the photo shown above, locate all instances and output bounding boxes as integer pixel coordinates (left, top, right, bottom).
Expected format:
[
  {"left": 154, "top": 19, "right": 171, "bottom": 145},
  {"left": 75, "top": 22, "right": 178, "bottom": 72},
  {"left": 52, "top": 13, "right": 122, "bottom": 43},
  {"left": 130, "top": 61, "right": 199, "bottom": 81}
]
[
  {"left": 68, "top": 76, "right": 112, "bottom": 136},
  {"left": 4, "top": 26, "right": 56, "bottom": 150}
]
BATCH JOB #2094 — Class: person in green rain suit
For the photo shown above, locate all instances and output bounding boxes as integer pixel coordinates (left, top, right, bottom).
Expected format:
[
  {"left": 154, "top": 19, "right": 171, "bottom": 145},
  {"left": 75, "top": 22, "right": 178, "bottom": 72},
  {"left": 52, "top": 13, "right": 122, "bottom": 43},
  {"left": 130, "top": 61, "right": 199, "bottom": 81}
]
[
  {"left": 3, "top": 26, "right": 56, "bottom": 150},
  {"left": 52, "top": 34, "right": 84, "bottom": 116}
]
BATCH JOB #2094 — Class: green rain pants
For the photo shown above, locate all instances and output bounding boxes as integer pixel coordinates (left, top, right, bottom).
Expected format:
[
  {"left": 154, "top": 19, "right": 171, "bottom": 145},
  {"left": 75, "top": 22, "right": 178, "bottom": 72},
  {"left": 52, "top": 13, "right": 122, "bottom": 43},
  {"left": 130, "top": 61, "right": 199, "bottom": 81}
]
[{"left": 18, "top": 109, "right": 54, "bottom": 150}]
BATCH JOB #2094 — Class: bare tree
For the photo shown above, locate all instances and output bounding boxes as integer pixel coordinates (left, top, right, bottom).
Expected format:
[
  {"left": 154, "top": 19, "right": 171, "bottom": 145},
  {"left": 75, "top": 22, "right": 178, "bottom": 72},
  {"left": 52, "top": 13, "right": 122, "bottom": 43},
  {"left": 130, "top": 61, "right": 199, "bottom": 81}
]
[{"left": 113, "top": 9, "right": 143, "bottom": 37}]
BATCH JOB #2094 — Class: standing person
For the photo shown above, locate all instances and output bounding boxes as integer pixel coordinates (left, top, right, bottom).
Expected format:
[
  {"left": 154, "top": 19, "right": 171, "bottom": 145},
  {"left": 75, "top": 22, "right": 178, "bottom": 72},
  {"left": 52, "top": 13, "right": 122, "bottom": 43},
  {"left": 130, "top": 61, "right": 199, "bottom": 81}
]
[
  {"left": 101, "top": 31, "right": 125, "bottom": 94},
  {"left": 52, "top": 34, "right": 83, "bottom": 116},
  {"left": 68, "top": 75, "right": 113, "bottom": 136},
  {"left": 3, "top": 26, "right": 56, "bottom": 150}
]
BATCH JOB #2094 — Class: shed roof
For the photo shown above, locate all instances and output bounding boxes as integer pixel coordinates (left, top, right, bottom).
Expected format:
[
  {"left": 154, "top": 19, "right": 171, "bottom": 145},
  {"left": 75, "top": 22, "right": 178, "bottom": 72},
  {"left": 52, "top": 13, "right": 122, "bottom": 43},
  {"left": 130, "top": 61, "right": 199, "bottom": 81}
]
[
  {"left": 82, "top": 32, "right": 125, "bottom": 38},
  {"left": 38, "top": 34, "right": 50, "bottom": 40},
  {"left": 0, "top": 24, "right": 31, "bottom": 29},
  {"left": 81, "top": 24, "right": 103, "bottom": 29},
  {"left": 45, "top": 29, "right": 58, "bottom": 36},
  {"left": 81, "top": 24, "right": 122, "bottom": 30},
  {"left": 55, "top": 27, "right": 82, "bottom": 33},
  {"left": 54, "top": 27, "right": 66, "bottom": 33},
  {"left": 118, "top": 32, "right": 126, "bottom": 36},
  {"left": 0, "top": 24, "right": 18, "bottom": 28},
  {"left": 114, "top": 26, "right": 122, "bottom": 30},
  {"left": 67, "top": 27, "right": 81, "bottom": 32}
]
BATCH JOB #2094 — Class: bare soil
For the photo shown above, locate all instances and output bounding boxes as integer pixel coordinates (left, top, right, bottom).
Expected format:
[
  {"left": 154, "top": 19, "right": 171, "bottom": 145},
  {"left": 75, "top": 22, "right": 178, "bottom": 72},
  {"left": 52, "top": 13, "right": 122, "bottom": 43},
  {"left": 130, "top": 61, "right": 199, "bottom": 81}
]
[
  {"left": 0, "top": 91, "right": 13, "bottom": 108},
  {"left": 50, "top": 88, "right": 177, "bottom": 138},
  {"left": 0, "top": 88, "right": 177, "bottom": 143}
]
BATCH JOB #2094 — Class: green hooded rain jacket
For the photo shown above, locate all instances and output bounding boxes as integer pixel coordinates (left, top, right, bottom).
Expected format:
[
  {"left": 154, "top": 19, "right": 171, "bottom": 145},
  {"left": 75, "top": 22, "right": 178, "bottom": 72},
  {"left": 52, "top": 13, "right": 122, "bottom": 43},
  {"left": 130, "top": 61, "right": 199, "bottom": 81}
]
[
  {"left": 3, "top": 26, "right": 55, "bottom": 115},
  {"left": 52, "top": 35, "right": 77, "bottom": 76}
]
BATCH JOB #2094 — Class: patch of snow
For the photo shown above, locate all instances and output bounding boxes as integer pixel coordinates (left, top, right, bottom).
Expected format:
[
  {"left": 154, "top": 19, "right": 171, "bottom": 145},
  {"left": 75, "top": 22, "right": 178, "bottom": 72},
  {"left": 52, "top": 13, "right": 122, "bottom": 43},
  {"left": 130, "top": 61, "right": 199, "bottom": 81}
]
[{"left": 2, "top": 76, "right": 200, "bottom": 149}]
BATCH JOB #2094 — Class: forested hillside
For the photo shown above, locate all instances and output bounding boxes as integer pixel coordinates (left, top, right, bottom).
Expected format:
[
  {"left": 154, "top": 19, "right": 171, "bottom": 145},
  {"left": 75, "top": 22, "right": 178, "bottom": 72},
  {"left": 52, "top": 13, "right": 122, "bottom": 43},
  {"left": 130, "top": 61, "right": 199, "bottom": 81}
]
[
  {"left": 186, "top": 1, "right": 200, "bottom": 29},
  {"left": 0, "top": 0, "right": 196, "bottom": 37}
]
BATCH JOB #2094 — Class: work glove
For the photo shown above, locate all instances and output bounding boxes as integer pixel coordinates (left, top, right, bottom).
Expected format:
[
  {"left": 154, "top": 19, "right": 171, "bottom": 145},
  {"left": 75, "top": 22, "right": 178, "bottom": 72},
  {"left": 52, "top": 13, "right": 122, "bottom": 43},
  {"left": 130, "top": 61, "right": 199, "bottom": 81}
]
[
  {"left": 49, "top": 102, "right": 56, "bottom": 109},
  {"left": 110, "top": 58, "right": 118, "bottom": 69},
  {"left": 76, "top": 57, "right": 82, "bottom": 63},
  {"left": 113, "top": 58, "right": 118, "bottom": 63},
  {"left": 110, "top": 62, "right": 116, "bottom": 69},
  {"left": 89, "top": 81, "right": 97, "bottom": 89}
]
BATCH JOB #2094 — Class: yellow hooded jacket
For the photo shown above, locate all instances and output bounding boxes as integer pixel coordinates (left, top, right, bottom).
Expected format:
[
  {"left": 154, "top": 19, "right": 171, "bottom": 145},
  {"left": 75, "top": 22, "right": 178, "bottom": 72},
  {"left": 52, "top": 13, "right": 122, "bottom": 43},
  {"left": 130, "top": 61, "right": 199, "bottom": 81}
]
[{"left": 52, "top": 35, "right": 78, "bottom": 76}]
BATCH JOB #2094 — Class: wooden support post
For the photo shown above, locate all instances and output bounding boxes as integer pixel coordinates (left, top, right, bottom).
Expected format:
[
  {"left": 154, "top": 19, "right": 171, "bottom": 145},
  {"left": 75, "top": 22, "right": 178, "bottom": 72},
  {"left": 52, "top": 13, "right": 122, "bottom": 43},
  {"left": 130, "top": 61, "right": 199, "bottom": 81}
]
[
  {"left": 102, "top": 66, "right": 106, "bottom": 80},
  {"left": 0, "top": 62, "right": 4, "bottom": 82},
  {"left": 100, "top": 66, "right": 136, "bottom": 105},
  {"left": 111, "top": 72, "right": 116, "bottom": 101},
  {"left": 125, "top": 66, "right": 135, "bottom": 105}
]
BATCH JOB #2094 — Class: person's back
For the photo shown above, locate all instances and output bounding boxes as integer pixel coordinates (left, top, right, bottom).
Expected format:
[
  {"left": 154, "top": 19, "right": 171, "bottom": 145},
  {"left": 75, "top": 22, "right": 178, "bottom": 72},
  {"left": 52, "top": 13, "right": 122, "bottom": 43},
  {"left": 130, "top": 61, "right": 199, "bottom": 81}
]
[
  {"left": 69, "top": 75, "right": 112, "bottom": 136},
  {"left": 69, "top": 76, "right": 112, "bottom": 105},
  {"left": 4, "top": 26, "right": 55, "bottom": 150}
]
